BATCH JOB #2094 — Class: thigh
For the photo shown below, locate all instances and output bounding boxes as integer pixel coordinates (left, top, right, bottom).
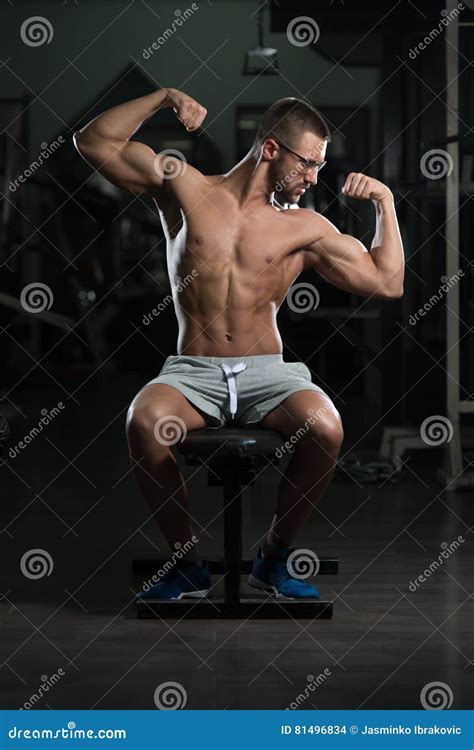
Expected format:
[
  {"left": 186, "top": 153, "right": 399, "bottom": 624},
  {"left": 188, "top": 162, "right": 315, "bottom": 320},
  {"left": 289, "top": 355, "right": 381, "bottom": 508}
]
[
  {"left": 259, "top": 389, "right": 341, "bottom": 439},
  {"left": 128, "top": 383, "right": 211, "bottom": 434}
]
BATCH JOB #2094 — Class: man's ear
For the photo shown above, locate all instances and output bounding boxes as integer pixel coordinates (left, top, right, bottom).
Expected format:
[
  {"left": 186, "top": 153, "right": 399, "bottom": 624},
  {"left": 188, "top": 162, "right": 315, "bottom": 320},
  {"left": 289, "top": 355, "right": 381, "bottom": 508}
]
[{"left": 262, "top": 138, "right": 279, "bottom": 162}]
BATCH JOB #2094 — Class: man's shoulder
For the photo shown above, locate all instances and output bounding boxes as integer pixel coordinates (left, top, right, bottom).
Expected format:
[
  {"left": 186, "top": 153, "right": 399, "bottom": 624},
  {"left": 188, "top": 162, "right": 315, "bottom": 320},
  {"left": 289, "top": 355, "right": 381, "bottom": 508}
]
[
  {"left": 292, "top": 208, "right": 341, "bottom": 238},
  {"left": 283, "top": 207, "right": 328, "bottom": 235},
  {"left": 292, "top": 207, "right": 326, "bottom": 223},
  {"left": 169, "top": 166, "right": 224, "bottom": 194},
  {"left": 152, "top": 165, "right": 219, "bottom": 204}
]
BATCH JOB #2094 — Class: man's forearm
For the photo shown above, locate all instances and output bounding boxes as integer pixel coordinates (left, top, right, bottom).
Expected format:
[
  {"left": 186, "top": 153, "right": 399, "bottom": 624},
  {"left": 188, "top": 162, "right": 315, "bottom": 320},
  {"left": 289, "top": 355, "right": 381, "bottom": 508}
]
[
  {"left": 75, "top": 88, "right": 171, "bottom": 144},
  {"left": 370, "top": 195, "right": 405, "bottom": 295}
]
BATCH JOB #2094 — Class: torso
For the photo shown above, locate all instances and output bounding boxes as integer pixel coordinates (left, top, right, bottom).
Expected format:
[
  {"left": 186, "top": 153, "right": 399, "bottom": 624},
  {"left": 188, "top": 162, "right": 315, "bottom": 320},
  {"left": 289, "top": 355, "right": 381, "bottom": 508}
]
[{"left": 152, "top": 169, "right": 314, "bottom": 357}]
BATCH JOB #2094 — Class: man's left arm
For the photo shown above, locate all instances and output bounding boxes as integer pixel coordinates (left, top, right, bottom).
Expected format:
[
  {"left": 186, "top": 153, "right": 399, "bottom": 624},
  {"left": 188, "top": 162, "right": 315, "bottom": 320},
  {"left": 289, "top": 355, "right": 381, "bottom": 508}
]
[{"left": 301, "top": 173, "right": 405, "bottom": 299}]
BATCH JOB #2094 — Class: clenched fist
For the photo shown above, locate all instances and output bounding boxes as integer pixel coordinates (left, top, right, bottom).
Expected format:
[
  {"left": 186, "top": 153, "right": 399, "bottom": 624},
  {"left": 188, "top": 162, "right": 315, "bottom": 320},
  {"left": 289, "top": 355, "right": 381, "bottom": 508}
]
[
  {"left": 166, "top": 88, "right": 207, "bottom": 132},
  {"left": 342, "top": 173, "right": 393, "bottom": 202}
]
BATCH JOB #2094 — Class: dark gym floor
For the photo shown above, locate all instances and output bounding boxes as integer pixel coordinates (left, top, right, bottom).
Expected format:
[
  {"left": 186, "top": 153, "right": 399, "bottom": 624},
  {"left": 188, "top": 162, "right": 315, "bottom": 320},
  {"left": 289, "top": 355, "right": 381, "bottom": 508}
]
[{"left": 1, "top": 375, "right": 473, "bottom": 710}]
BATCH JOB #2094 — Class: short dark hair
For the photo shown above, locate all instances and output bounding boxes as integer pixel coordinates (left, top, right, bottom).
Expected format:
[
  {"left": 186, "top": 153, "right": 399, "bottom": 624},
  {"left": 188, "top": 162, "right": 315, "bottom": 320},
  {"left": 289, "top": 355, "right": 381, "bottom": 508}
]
[{"left": 254, "top": 97, "right": 331, "bottom": 150}]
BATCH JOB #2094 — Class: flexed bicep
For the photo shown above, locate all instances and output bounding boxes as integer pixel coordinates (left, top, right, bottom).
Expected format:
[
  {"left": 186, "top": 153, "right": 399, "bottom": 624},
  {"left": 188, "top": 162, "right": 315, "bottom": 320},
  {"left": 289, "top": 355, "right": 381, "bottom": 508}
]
[
  {"left": 73, "top": 133, "right": 182, "bottom": 199},
  {"left": 303, "top": 216, "right": 394, "bottom": 299},
  {"left": 73, "top": 87, "right": 206, "bottom": 202}
]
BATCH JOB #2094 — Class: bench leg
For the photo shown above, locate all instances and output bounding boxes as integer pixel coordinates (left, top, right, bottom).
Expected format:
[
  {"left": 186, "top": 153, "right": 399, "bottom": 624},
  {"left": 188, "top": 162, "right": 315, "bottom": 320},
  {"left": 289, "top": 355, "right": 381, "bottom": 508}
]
[
  {"left": 223, "top": 468, "right": 242, "bottom": 607},
  {"left": 134, "top": 464, "right": 335, "bottom": 619}
]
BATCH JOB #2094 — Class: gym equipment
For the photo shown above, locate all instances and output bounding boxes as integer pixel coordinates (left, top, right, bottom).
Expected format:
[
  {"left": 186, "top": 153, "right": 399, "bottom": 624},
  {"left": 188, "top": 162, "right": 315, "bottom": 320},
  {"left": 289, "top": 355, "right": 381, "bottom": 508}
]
[{"left": 134, "top": 428, "right": 337, "bottom": 620}]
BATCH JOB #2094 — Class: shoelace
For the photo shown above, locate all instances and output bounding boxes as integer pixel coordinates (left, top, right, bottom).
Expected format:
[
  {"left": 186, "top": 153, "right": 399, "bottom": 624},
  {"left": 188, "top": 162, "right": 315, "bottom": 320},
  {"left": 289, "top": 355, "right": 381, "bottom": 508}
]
[
  {"left": 159, "top": 562, "right": 185, "bottom": 582},
  {"left": 273, "top": 561, "right": 293, "bottom": 586},
  {"left": 163, "top": 560, "right": 205, "bottom": 583}
]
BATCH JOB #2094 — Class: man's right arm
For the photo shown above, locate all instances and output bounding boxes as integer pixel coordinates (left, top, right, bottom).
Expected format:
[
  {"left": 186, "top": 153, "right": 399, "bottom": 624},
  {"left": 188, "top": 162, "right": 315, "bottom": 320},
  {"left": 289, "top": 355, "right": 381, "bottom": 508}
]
[{"left": 73, "top": 87, "right": 207, "bottom": 199}]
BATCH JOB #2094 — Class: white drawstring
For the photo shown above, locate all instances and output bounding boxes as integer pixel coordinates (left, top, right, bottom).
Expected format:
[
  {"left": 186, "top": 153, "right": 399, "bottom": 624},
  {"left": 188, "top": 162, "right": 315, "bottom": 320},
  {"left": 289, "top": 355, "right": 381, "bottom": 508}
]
[{"left": 220, "top": 362, "right": 247, "bottom": 419}]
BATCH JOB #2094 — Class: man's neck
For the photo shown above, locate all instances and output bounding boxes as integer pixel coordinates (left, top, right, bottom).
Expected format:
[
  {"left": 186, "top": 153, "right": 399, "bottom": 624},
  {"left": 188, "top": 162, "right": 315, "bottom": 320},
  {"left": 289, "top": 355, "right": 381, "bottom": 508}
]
[{"left": 222, "top": 152, "right": 272, "bottom": 209}]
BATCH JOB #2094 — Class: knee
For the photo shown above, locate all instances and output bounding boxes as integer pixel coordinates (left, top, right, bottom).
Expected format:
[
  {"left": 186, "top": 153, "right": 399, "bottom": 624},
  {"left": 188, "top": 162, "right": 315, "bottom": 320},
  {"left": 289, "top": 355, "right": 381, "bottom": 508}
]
[
  {"left": 306, "top": 412, "right": 344, "bottom": 456},
  {"left": 127, "top": 400, "right": 153, "bottom": 436},
  {"left": 126, "top": 400, "right": 184, "bottom": 447}
]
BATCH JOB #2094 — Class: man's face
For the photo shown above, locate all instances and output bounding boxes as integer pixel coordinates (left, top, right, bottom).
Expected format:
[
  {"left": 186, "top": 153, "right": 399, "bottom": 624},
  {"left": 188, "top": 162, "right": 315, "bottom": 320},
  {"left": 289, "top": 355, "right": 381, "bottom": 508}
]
[{"left": 270, "top": 132, "right": 327, "bottom": 204}]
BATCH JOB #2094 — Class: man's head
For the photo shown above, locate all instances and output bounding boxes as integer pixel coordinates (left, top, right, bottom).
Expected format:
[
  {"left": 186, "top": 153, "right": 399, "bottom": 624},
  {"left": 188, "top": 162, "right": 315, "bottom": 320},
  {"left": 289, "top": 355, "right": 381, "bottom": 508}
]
[{"left": 253, "top": 97, "right": 331, "bottom": 204}]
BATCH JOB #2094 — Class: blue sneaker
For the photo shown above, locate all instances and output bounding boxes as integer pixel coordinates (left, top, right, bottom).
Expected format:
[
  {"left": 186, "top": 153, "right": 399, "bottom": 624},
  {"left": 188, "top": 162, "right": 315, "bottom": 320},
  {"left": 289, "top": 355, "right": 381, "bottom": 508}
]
[
  {"left": 249, "top": 547, "right": 320, "bottom": 599},
  {"left": 136, "top": 559, "right": 211, "bottom": 601}
]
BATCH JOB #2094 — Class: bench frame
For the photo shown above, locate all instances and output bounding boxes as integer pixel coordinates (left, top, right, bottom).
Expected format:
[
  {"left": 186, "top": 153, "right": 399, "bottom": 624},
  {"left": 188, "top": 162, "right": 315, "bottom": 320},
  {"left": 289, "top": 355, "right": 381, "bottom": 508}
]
[{"left": 135, "top": 429, "right": 337, "bottom": 619}]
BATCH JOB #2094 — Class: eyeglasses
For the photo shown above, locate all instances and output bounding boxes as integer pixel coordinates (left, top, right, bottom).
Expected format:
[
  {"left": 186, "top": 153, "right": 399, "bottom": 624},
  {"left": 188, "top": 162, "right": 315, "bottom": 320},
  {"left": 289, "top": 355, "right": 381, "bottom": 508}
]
[{"left": 274, "top": 139, "right": 326, "bottom": 172}]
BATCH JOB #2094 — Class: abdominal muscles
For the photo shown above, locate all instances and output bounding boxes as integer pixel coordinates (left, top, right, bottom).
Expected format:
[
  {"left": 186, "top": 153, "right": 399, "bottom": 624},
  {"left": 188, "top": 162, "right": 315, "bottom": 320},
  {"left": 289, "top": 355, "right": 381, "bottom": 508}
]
[{"left": 171, "top": 248, "right": 286, "bottom": 355}]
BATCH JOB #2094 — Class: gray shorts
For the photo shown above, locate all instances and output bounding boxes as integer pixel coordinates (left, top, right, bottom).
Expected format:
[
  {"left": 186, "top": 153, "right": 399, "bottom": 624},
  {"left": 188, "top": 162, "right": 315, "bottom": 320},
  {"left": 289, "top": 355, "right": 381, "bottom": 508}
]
[{"left": 138, "top": 354, "right": 328, "bottom": 429}]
